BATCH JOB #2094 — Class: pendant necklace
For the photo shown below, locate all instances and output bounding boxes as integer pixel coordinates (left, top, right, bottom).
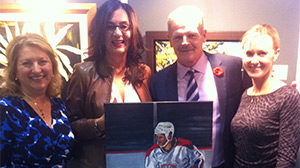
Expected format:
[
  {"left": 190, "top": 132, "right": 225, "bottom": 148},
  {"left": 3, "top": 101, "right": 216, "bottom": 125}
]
[
  {"left": 34, "top": 102, "right": 45, "bottom": 119},
  {"left": 25, "top": 97, "right": 46, "bottom": 120}
]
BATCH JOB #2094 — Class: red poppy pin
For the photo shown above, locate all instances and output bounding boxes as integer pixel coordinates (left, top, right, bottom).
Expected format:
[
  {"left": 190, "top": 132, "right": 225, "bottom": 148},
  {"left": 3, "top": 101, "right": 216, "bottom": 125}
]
[{"left": 213, "top": 67, "right": 223, "bottom": 77}]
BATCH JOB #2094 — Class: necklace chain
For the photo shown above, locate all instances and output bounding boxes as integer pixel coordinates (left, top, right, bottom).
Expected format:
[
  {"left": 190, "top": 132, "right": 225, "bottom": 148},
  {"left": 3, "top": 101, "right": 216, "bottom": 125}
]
[
  {"left": 24, "top": 96, "right": 47, "bottom": 120},
  {"left": 33, "top": 102, "right": 45, "bottom": 119}
]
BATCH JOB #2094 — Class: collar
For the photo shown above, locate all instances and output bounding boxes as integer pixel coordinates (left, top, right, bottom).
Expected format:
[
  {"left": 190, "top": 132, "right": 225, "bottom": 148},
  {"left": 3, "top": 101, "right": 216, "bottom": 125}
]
[{"left": 177, "top": 52, "right": 208, "bottom": 79}]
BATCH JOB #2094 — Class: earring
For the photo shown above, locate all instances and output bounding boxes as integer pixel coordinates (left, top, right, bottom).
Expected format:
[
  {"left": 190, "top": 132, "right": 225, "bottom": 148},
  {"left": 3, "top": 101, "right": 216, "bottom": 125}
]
[{"left": 15, "top": 77, "right": 18, "bottom": 81}]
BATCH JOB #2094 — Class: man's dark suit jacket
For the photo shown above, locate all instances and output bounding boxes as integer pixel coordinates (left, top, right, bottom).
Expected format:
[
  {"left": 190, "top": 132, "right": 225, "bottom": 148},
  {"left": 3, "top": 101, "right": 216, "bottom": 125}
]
[{"left": 149, "top": 52, "right": 252, "bottom": 168}]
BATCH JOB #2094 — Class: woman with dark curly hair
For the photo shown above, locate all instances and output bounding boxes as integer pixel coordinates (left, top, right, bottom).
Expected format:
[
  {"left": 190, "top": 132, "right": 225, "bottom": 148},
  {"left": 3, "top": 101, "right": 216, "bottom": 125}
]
[{"left": 66, "top": 0, "right": 152, "bottom": 167}]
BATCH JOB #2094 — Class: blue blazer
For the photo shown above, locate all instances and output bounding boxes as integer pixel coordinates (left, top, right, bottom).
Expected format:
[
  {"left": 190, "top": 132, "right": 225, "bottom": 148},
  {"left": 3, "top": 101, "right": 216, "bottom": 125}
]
[{"left": 150, "top": 52, "right": 252, "bottom": 168}]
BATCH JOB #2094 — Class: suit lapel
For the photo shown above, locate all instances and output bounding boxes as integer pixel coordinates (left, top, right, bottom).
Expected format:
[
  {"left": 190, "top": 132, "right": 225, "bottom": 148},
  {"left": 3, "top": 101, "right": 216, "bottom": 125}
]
[
  {"left": 206, "top": 52, "right": 227, "bottom": 130},
  {"left": 166, "top": 63, "right": 179, "bottom": 101}
]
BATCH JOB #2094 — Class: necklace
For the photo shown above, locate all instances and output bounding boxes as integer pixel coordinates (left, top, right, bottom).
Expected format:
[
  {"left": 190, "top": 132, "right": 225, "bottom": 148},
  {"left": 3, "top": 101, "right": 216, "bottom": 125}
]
[
  {"left": 33, "top": 102, "right": 45, "bottom": 119},
  {"left": 24, "top": 96, "right": 47, "bottom": 120}
]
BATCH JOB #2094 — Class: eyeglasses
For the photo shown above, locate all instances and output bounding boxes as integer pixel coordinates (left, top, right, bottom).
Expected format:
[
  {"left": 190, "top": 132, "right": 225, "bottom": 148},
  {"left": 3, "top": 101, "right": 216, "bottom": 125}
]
[{"left": 106, "top": 23, "right": 131, "bottom": 32}]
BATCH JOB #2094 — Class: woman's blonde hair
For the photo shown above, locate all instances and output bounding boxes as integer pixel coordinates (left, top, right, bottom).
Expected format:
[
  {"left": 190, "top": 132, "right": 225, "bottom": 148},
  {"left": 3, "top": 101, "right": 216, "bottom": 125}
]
[
  {"left": 1, "top": 33, "right": 62, "bottom": 98},
  {"left": 241, "top": 24, "right": 280, "bottom": 50}
]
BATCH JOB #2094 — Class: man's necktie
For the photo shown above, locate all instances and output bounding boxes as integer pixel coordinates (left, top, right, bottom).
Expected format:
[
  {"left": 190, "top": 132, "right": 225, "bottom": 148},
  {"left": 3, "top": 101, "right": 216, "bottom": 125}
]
[{"left": 186, "top": 70, "right": 200, "bottom": 101}]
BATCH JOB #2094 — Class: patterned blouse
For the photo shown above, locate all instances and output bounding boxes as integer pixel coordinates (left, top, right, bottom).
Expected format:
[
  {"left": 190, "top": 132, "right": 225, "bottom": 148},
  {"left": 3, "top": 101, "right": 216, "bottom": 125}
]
[
  {"left": 0, "top": 96, "right": 75, "bottom": 168},
  {"left": 231, "top": 85, "right": 300, "bottom": 168}
]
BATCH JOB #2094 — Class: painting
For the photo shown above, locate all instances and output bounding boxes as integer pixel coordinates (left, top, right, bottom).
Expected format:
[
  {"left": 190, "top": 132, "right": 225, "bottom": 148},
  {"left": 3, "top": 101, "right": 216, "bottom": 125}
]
[
  {"left": 0, "top": 3, "right": 97, "bottom": 81},
  {"left": 146, "top": 31, "right": 245, "bottom": 74},
  {"left": 105, "top": 101, "right": 213, "bottom": 168}
]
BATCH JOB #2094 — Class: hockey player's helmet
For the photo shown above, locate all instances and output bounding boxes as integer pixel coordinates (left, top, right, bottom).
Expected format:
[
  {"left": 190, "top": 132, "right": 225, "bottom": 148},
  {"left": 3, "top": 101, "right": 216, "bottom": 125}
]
[{"left": 154, "top": 122, "right": 175, "bottom": 141}]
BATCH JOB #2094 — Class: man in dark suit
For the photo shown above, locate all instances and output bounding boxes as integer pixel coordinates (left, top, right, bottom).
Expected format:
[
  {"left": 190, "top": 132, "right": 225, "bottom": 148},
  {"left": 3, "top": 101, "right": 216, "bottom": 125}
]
[{"left": 150, "top": 6, "right": 252, "bottom": 168}]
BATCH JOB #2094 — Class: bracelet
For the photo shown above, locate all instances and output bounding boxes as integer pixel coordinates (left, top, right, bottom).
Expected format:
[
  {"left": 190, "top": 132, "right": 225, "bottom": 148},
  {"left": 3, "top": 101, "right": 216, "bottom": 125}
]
[{"left": 94, "top": 120, "right": 104, "bottom": 138}]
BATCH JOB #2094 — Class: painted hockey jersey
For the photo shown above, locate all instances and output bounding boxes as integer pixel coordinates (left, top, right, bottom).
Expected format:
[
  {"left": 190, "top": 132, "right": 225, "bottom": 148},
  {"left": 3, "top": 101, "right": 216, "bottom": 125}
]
[{"left": 145, "top": 138, "right": 204, "bottom": 168}]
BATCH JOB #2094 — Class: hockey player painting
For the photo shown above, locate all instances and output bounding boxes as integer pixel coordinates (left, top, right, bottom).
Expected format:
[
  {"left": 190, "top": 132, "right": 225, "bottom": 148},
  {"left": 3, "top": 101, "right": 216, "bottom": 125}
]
[{"left": 145, "top": 122, "right": 205, "bottom": 168}]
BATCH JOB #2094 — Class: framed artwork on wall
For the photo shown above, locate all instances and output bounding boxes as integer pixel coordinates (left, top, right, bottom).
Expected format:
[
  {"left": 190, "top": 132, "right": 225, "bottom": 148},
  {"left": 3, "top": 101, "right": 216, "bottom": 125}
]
[
  {"left": 146, "top": 31, "right": 245, "bottom": 74},
  {"left": 0, "top": 3, "right": 96, "bottom": 81}
]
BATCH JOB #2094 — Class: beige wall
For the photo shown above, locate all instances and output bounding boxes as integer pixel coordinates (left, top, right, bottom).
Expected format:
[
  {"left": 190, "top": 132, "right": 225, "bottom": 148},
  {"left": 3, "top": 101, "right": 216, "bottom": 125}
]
[
  {"left": 129, "top": 0, "right": 300, "bottom": 84},
  {"left": 1, "top": 0, "right": 299, "bottom": 84}
]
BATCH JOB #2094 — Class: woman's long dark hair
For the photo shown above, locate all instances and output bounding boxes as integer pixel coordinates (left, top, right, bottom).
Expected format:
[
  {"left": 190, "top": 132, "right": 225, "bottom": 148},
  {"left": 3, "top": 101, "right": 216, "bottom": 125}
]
[{"left": 88, "top": 0, "right": 145, "bottom": 86}]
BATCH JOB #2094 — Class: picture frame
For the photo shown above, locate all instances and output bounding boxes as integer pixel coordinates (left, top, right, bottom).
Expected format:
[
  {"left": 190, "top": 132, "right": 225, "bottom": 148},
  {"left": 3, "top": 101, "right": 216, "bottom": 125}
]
[
  {"left": 105, "top": 101, "right": 213, "bottom": 168},
  {"left": 0, "top": 3, "right": 97, "bottom": 80},
  {"left": 146, "top": 31, "right": 245, "bottom": 74}
]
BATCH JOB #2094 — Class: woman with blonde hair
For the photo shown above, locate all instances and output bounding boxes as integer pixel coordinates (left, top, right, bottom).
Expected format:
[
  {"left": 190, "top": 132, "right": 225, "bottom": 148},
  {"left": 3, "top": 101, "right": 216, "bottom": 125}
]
[
  {"left": 0, "top": 33, "right": 74, "bottom": 167},
  {"left": 231, "top": 24, "right": 300, "bottom": 167}
]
